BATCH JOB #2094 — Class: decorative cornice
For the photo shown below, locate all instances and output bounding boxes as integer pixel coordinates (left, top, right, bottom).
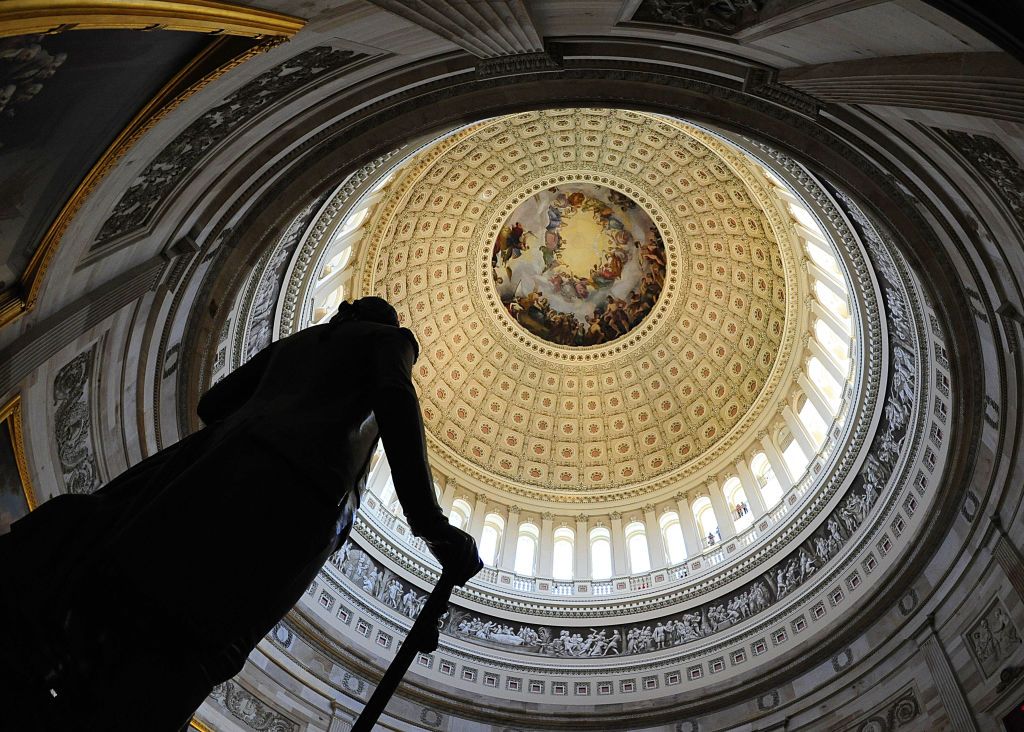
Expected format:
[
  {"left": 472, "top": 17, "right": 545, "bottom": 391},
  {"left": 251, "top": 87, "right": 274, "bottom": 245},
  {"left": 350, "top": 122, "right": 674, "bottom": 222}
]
[
  {"left": 0, "top": 32, "right": 286, "bottom": 329},
  {"left": 0, "top": 0, "right": 304, "bottom": 38}
]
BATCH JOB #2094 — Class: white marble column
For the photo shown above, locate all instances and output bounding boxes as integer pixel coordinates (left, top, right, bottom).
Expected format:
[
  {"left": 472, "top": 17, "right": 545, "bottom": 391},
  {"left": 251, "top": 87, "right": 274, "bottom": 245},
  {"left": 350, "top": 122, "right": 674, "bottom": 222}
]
[
  {"left": 735, "top": 459, "right": 767, "bottom": 519},
  {"left": 367, "top": 458, "right": 392, "bottom": 498},
  {"left": 575, "top": 514, "right": 590, "bottom": 579},
  {"left": 706, "top": 479, "right": 737, "bottom": 541},
  {"left": 797, "top": 371, "right": 834, "bottom": 422},
  {"left": 328, "top": 701, "right": 352, "bottom": 732},
  {"left": 916, "top": 617, "right": 979, "bottom": 731},
  {"left": 438, "top": 475, "right": 456, "bottom": 513},
  {"left": 760, "top": 432, "right": 795, "bottom": 491},
  {"left": 674, "top": 493, "right": 703, "bottom": 559},
  {"left": 538, "top": 513, "right": 554, "bottom": 577},
  {"left": 498, "top": 507, "right": 520, "bottom": 571},
  {"left": 808, "top": 337, "right": 848, "bottom": 384},
  {"left": 793, "top": 220, "right": 828, "bottom": 249},
  {"left": 783, "top": 405, "right": 817, "bottom": 456},
  {"left": 807, "top": 260, "right": 846, "bottom": 298},
  {"left": 610, "top": 512, "right": 628, "bottom": 575},
  {"left": 811, "top": 298, "right": 851, "bottom": 338},
  {"left": 643, "top": 505, "right": 666, "bottom": 569},
  {"left": 468, "top": 493, "right": 488, "bottom": 543}
]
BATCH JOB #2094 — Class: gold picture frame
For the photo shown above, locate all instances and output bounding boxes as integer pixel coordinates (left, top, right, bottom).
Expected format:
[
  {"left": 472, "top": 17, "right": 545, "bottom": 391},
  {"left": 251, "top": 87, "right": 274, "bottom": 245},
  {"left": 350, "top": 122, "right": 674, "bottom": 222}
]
[
  {"left": 0, "top": 1, "right": 305, "bottom": 328},
  {"left": 0, "top": 395, "right": 37, "bottom": 533}
]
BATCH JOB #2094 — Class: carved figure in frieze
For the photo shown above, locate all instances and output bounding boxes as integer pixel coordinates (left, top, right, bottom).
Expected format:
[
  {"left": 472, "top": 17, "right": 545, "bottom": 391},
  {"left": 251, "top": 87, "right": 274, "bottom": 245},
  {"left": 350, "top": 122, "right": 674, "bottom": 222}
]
[
  {"left": 400, "top": 588, "right": 420, "bottom": 618},
  {"left": 992, "top": 605, "right": 1021, "bottom": 658},
  {"left": 815, "top": 535, "right": 832, "bottom": 563},
  {"left": 828, "top": 517, "right": 845, "bottom": 545},
  {"left": 840, "top": 497, "right": 860, "bottom": 535},
  {"left": 606, "top": 629, "right": 622, "bottom": 655}
]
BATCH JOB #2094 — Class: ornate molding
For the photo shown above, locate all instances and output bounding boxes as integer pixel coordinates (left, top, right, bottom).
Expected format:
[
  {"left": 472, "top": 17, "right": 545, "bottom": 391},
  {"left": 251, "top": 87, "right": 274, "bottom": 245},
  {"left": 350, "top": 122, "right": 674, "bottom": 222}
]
[
  {"left": 0, "top": 0, "right": 304, "bottom": 38},
  {"left": 0, "top": 33, "right": 285, "bottom": 329},
  {"left": 0, "top": 394, "right": 38, "bottom": 511},
  {"left": 93, "top": 46, "right": 373, "bottom": 251},
  {"left": 208, "top": 679, "right": 298, "bottom": 732},
  {"left": 627, "top": 0, "right": 764, "bottom": 35},
  {"left": 53, "top": 347, "right": 102, "bottom": 494}
]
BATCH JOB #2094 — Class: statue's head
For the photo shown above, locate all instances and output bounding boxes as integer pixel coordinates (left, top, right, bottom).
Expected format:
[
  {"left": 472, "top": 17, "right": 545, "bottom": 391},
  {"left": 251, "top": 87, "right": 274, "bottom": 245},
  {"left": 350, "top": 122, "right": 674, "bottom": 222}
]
[{"left": 331, "top": 296, "right": 400, "bottom": 327}]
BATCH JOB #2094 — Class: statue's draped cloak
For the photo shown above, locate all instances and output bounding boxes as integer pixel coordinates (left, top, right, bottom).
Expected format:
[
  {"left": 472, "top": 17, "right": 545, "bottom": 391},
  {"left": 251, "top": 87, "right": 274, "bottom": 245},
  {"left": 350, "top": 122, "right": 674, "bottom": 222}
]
[{"left": 0, "top": 320, "right": 443, "bottom": 729}]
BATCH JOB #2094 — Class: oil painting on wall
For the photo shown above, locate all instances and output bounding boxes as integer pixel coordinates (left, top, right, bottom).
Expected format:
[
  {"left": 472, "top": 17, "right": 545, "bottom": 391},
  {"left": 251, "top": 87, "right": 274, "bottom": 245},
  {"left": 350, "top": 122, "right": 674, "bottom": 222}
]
[
  {"left": 0, "top": 397, "right": 35, "bottom": 535},
  {"left": 0, "top": 29, "right": 211, "bottom": 297}
]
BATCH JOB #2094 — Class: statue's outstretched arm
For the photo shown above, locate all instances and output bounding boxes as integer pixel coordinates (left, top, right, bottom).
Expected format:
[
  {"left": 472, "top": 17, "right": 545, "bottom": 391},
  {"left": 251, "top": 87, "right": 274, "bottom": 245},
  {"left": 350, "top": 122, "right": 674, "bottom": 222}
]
[
  {"left": 369, "top": 328, "right": 482, "bottom": 584},
  {"left": 196, "top": 343, "right": 274, "bottom": 425},
  {"left": 369, "top": 330, "right": 447, "bottom": 539}
]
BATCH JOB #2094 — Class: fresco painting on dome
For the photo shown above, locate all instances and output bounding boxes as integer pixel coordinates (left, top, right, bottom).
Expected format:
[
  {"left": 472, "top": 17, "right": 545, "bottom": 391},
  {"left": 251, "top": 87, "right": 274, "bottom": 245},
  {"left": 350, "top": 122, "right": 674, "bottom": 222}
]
[{"left": 492, "top": 184, "right": 666, "bottom": 346}]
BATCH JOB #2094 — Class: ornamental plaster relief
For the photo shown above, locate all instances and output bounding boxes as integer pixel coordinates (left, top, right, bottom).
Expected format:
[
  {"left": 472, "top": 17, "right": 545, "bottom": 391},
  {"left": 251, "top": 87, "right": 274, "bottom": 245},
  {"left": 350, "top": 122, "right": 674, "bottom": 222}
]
[
  {"left": 354, "top": 109, "right": 805, "bottom": 500},
  {"left": 965, "top": 598, "right": 1022, "bottom": 678},
  {"left": 92, "top": 47, "right": 374, "bottom": 251},
  {"left": 52, "top": 346, "right": 102, "bottom": 494}
]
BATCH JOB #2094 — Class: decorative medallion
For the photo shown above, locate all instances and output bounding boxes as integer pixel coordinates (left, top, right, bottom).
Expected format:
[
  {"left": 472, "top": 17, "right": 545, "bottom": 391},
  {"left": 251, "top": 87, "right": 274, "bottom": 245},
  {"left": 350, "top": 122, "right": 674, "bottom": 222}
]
[{"left": 494, "top": 183, "right": 665, "bottom": 346}]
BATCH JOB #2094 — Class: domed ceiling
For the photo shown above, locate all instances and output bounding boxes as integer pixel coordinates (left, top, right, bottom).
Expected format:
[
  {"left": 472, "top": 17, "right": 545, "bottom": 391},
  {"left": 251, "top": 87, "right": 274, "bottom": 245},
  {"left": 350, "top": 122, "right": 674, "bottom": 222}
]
[{"left": 355, "top": 109, "right": 803, "bottom": 500}]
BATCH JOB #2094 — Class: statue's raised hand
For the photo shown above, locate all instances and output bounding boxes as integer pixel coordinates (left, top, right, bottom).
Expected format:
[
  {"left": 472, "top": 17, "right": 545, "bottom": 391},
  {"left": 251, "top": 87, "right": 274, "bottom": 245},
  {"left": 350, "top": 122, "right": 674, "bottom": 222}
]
[{"left": 422, "top": 523, "right": 483, "bottom": 586}]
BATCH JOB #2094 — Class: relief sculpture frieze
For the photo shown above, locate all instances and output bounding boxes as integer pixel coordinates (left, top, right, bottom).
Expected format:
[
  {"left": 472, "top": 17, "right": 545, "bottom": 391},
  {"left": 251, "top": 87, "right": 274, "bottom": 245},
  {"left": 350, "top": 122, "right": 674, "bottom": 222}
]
[
  {"left": 934, "top": 128, "right": 1024, "bottom": 236},
  {"left": 966, "top": 598, "right": 1021, "bottom": 677},
  {"left": 53, "top": 348, "right": 102, "bottom": 494},
  {"left": 93, "top": 46, "right": 370, "bottom": 249}
]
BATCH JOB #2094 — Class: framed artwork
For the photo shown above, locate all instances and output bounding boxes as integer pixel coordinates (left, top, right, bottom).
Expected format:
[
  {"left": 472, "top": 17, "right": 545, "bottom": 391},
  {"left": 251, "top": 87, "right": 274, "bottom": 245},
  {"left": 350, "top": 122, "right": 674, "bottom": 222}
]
[
  {"left": 0, "top": 394, "right": 36, "bottom": 534},
  {"left": 0, "top": 2, "right": 304, "bottom": 327}
]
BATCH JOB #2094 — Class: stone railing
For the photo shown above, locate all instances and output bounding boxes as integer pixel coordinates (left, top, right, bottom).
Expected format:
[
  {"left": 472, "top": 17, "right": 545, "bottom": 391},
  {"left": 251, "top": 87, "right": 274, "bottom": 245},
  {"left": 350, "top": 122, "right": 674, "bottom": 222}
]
[{"left": 356, "top": 472, "right": 837, "bottom": 602}]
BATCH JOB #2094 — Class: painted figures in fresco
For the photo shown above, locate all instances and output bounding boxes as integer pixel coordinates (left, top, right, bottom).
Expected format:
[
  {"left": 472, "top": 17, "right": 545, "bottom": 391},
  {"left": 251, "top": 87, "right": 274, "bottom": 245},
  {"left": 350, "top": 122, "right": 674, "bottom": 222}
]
[
  {"left": 0, "top": 36, "right": 67, "bottom": 121},
  {"left": 493, "top": 184, "right": 666, "bottom": 346}
]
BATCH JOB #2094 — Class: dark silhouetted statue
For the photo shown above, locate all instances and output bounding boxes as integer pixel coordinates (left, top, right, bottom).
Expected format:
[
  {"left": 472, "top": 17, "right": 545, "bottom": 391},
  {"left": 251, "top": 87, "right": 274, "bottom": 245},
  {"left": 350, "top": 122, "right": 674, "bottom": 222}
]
[{"left": 0, "top": 296, "right": 482, "bottom": 731}]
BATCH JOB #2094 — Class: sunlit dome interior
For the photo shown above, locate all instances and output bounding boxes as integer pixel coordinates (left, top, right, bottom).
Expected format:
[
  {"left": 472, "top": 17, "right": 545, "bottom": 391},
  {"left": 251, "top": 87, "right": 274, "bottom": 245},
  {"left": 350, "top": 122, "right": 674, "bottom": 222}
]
[
  {"left": 10, "top": 4, "right": 1017, "bottom": 727},
  {"left": 272, "top": 109, "right": 865, "bottom": 597},
  {"left": 210, "top": 102, "right": 931, "bottom": 723}
]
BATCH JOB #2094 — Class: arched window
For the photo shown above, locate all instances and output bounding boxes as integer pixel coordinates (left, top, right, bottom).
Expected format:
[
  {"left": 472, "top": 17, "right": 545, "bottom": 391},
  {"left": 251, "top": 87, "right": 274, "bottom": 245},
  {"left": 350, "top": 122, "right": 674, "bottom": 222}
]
[
  {"left": 722, "top": 476, "right": 752, "bottom": 532},
  {"left": 815, "top": 319, "right": 850, "bottom": 364},
  {"left": 514, "top": 522, "right": 539, "bottom": 576},
  {"left": 625, "top": 521, "right": 651, "bottom": 573},
  {"left": 659, "top": 511, "right": 686, "bottom": 564},
  {"left": 798, "top": 395, "right": 828, "bottom": 446},
  {"left": 379, "top": 473, "right": 396, "bottom": 508},
  {"left": 552, "top": 526, "right": 575, "bottom": 580},
  {"left": 751, "top": 453, "right": 783, "bottom": 509},
  {"left": 782, "top": 434, "right": 810, "bottom": 477},
  {"left": 590, "top": 527, "right": 613, "bottom": 580},
  {"left": 692, "top": 497, "right": 719, "bottom": 547},
  {"left": 813, "top": 281, "right": 850, "bottom": 320},
  {"left": 808, "top": 356, "right": 843, "bottom": 407},
  {"left": 449, "top": 498, "right": 471, "bottom": 531},
  {"left": 478, "top": 513, "right": 504, "bottom": 567},
  {"left": 804, "top": 240, "right": 842, "bottom": 278}
]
